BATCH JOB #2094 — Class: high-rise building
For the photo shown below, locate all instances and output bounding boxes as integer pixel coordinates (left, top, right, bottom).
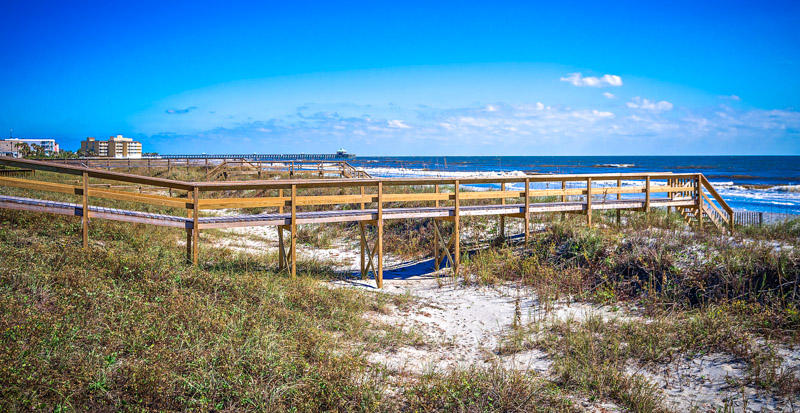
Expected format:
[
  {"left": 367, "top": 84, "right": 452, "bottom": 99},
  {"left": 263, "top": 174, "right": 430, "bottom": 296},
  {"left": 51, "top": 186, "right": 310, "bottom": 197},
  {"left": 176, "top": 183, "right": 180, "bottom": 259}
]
[{"left": 80, "top": 135, "right": 142, "bottom": 158}]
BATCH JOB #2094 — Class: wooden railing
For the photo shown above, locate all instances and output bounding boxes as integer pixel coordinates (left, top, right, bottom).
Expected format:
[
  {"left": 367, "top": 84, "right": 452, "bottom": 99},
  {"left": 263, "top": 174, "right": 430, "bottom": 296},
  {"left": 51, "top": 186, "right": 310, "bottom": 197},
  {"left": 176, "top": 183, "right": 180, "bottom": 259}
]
[
  {"left": 45, "top": 157, "right": 372, "bottom": 180},
  {"left": 0, "top": 156, "right": 734, "bottom": 288}
]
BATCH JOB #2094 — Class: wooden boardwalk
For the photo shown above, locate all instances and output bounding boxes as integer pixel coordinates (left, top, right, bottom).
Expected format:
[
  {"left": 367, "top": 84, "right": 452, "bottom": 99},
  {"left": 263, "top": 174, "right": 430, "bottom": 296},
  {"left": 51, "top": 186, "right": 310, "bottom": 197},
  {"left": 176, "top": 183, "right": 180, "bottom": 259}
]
[{"left": 0, "top": 157, "right": 734, "bottom": 288}]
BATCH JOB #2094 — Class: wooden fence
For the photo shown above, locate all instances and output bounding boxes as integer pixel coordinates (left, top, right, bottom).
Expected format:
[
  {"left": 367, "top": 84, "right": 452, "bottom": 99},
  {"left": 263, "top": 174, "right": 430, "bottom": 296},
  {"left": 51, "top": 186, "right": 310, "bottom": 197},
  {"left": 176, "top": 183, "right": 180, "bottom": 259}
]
[
  {"left": 0, "top": 156, "right": 734, "bottom": 288},
  {"left": 734, "top": 211, "right": 764, "bottom": 226}
]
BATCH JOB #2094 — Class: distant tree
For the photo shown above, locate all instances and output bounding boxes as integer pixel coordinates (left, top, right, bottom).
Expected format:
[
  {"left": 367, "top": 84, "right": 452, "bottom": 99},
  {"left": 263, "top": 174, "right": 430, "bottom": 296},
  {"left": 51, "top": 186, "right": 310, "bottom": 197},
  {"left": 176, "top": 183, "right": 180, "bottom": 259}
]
[
  {"left": 51, "top": 150, "right": 79, "bottom": 159},
  {"left": 30, "top": 144, "right": 46, "bottom": 158},
  {"left": 77, "top": 148, "right": 97, "bottom": 157},
  {"left": 16, "top": 143, "right": 32, "bottom": 158}
]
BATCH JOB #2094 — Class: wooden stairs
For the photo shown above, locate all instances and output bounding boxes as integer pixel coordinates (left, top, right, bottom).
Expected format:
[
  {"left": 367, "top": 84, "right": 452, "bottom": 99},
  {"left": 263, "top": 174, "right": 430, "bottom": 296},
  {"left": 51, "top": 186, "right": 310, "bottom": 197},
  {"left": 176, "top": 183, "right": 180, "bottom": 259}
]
[{"left": 672, "top": 175, "right": 734, "bottom": 233}]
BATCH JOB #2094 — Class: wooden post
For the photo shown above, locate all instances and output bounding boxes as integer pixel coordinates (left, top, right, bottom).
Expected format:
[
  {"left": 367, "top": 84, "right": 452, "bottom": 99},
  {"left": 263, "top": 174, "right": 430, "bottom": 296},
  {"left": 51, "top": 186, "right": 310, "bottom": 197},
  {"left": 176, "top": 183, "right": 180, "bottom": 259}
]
[
  {"left": 359, "top": 222, "right": 366, "bottom": 277},
  {"left": 645, "top": 175, "right": 651, "bottom": 213},
  {"left": 453, "top": 180, "right": 460, "bottom": 277},
  {"left": 561, "top": 180, "right": 566, "bottom": 221},
  {"left": 290, "top": 184, "right": 297, "bottom": 278},
  {"left": 524, "top": 178, "right": 530, "bottom": 243},
  {"left": 192, "top": 187, "right": 199, "bottom": 265},
  {"left": 432, "top": 220, "right": 438, "bottom": 271},
  {"left": 359, "top": 185, "right": 365, "bottom": 278},
  {"left": 500, "top": 182, "right": 505, "bottom": 241},
  {"left": 278, "top": 227, "right": 285, "bottom": 271},
  {"left": 616, "top": 178, "right": 622, "bottom": 225},
  {"left": 205, "top": 158, "right": 209, "bottom": 175},
  {"left": 586, "top": 178, "right": 592, "bottom": 227},
  {"left": 186, "top": 226, "right": 193, "bottom": 264},
  {"left": 433, "top": 220, "right": 440, "bottom": 271},
  {"left": 279, "top": 189, "right": 284, "bottom": 214},
  {"left": 82, "top": 172, "right": 89, "bottom": 249},
  {"left": 377, "top": 182, "right": 383, "bottom": 288},
  {"left": 696, "top": 175, "right": 703, "bottom": 229},
  {"left": 434, "top": 184, "right": 440, "bottom": 208}
]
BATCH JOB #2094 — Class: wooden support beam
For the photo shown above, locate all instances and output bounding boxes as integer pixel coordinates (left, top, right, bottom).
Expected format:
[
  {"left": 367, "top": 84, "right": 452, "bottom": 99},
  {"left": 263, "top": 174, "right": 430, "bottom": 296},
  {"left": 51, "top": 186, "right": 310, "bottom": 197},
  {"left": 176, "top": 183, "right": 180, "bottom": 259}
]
[
  {"left": 499, "top": 182, "right": 505, "bottom": 241},
  {"left": 561, "top": 181, "right": 566, "bottom": 221},
  {"left": 453, "top": 180, "right": 460, "bottom": 277},
  {"left": 291, "top": 184, "right": 297, "bottom": 278},
  {"left": 192, "top": 187, "right": 199, "bottom": 265},
  {"left": 432, "top": 219, "right": 456, "bottom": 272},
  {"left": 433, "top": 219, "right": 440, "bottom": 271},
  {"left": 359, "top": 222, "right": 366, "bottom": 277},
  {"left": 82, "top": 172, "right": 89, "bottom": 249},
  {"left": 645, "top": 175, "right": 651, "bottom": 212},
  {"left": 377, "top": 181, "right": 383, "bottom": 288},
  {"left": 434, "top": 184, "right": 440, "bottom": 208},
  {"left": 695, "top": 175, "right": 703, "bottom": 229},
  {"left": 186, "top": 227, "right": 192, "bottom": 264},
  {"left": 278, "top": 226, "right": 286, "bottom": 271},
  {"left": 586, "top": 178, "right": 593, "bottom": 227},
  {"left": 616, "top": 178, "right": 622, "bottom": 225},
  {"left": 524, "top": 178, "right": 530, "bottom": 243}
]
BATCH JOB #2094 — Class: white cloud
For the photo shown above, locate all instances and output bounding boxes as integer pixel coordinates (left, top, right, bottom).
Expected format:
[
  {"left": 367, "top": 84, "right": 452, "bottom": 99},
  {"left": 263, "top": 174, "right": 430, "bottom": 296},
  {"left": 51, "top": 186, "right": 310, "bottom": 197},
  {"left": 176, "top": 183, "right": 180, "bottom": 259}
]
[
  {"left": 144, "top": 101, "right": 800, "bottom": 155},
  {"left": 387, "top": 119, "right": 411, "bottom": 128},
  {"left": 626, "top": 96, "right": 673, "bottom": 112},
  {"left": 603, "top": 92, "right": 617, "bottom": 99},
  {"left": 485, "top": 104, "right": 498, "bottom": 112},
  {"left": 720, "top": 95, "right": 742, "bottom": 101},
  {"left": 560, "top": 73, "right": 623, "bottom": 87}
]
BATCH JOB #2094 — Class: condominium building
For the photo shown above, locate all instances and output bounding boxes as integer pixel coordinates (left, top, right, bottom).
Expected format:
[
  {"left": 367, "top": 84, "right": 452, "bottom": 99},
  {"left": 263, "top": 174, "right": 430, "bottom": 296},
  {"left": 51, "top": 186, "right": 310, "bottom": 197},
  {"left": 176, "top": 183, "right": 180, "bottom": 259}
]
[
  {"left": 0, "top": 138, "right": 60, "bottom": 157},
  {"left": 81, "top": 135, "right": 142, "bottom": 158}
]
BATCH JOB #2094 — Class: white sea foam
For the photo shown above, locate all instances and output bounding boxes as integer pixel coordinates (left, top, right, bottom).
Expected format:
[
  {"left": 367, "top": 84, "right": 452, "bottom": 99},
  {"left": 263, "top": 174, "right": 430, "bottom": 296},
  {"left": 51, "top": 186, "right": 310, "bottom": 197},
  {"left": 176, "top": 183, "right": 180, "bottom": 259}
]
[
  {"left": 363, "top": 167, "right": 527, "bottom": 179},
  {"left": 595, "top": 163, "right": 635, "bottom": 168},
  {"left": 361, "top": 166, "right": 800, "bottom": 210}
]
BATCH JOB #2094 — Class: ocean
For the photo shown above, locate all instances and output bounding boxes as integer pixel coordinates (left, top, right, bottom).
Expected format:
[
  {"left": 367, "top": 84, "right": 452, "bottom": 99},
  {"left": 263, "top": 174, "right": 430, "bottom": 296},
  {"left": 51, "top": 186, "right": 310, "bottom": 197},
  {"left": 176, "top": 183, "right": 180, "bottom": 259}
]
[{"left": 348, "top": 156, "right": 800, "bottom": 215}]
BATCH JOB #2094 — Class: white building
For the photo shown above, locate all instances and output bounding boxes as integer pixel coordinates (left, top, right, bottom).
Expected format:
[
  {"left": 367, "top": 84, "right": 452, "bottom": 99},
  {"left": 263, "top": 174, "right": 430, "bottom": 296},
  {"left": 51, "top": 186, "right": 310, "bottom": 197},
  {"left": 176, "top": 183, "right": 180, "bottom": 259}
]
[{"left": 0, "top": 138, "right": 60, "bottom": 157}]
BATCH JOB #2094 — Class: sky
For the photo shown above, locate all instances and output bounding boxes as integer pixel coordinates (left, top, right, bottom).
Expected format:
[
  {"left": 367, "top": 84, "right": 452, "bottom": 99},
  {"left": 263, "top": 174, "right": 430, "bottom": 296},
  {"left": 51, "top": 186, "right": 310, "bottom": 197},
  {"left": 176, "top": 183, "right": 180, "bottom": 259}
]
[{"left": 1, "top": 0, "right": 799, "bottom": 155}]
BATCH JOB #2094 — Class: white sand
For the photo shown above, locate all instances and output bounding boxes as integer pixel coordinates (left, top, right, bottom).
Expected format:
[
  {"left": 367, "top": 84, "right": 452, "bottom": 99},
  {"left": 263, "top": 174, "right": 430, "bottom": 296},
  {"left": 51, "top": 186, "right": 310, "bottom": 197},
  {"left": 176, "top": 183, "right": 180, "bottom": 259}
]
[{"left": 209, "top": 221, "right": 800, "bottom": 412}]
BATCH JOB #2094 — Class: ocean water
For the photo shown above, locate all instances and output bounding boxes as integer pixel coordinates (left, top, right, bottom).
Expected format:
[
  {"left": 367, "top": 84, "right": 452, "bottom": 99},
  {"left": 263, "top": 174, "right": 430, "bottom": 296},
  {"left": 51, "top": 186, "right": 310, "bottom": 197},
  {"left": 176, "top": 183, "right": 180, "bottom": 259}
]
[{"left": 349, "top": 156, "right": 800, "bottom": 215}]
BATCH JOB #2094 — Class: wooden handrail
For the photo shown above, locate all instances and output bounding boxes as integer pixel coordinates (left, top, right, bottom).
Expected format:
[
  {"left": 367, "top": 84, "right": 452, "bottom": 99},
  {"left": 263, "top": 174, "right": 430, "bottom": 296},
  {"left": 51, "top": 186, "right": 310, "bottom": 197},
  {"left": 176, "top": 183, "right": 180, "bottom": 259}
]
[
  {"left": 700, "top": 189, "right": 730, "bottom": 226},
  {"left": 189, "top": 173, "right": 689, "bottom": 191},
  {"left": 0, "top": 157, "right": 195, "bottom": 190},
  {"left": 0, "top": 176, "right": 193, "bottom": 209},
  {"left": 0, "top": 157, "right": 724, "bottom": 218},
  {"left": 699, "top": 175, "right": 733, "bottom": 215}
]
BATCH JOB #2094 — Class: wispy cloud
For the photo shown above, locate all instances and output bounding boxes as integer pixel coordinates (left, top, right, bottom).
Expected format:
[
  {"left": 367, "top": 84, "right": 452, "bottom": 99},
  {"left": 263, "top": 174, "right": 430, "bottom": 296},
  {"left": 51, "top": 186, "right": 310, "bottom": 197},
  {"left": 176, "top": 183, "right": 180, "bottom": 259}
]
[
  {"left": 626, "top": 96, "right": 673, "bottom": 112},
  {"left": 603, "top": 92, "right": 617, "bottom": 99},
  {"left": 560, "top": 73, "right": 623, "bottom": 87},
  {"left": 143, "top": 100, "right": 800, "bottom": 155},
  {"left": 387, "top": 119, "right": 411, "bottom": 128},
  {"left": 165, "top": 106, "right": 197, "bottom": 115}
]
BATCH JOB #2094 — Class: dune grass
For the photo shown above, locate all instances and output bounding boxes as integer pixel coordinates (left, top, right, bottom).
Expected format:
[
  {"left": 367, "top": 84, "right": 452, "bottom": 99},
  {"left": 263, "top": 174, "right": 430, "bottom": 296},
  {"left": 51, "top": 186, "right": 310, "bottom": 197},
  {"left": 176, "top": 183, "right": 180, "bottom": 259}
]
[{"left": 0, "top": 209, "right": 412, "bottom": 411}]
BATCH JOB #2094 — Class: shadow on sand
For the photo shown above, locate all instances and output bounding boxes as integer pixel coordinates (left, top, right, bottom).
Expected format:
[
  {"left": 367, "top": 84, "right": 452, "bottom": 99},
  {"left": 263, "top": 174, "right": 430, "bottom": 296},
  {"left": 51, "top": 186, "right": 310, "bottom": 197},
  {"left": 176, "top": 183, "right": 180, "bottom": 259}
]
[{"left": 333, "top": 233, "right": 526, "bottom": 289}]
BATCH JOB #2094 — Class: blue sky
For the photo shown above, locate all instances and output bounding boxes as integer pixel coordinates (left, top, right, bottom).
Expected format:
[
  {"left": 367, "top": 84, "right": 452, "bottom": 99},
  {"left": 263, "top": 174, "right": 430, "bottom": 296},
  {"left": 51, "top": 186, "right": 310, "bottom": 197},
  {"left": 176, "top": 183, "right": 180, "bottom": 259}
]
[{"left": 1, "top": 0, "right": 799, "bottom": 155}]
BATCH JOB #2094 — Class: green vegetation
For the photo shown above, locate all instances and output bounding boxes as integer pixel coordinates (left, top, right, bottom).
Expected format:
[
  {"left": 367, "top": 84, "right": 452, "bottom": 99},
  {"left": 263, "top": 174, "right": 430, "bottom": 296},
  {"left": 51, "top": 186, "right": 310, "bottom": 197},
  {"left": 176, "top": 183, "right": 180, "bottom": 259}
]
[
  {"left": 0, "top": 210, "right": 408, "bottom": 411},
  {"left": 0, "top": 202, "right": 575, "bottom": 412},
  {"left": 2, "top": 167, "right": 800, "bottom": 411}
]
